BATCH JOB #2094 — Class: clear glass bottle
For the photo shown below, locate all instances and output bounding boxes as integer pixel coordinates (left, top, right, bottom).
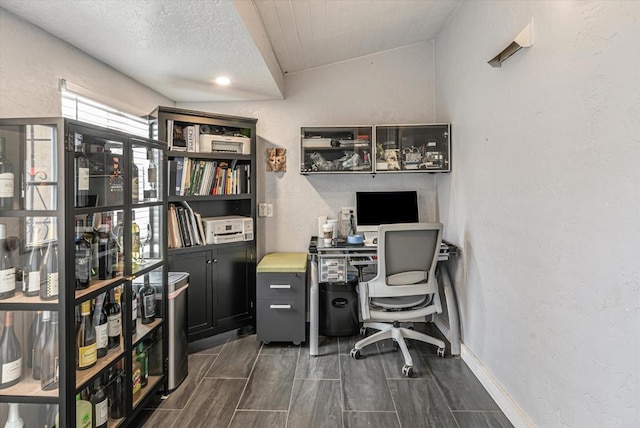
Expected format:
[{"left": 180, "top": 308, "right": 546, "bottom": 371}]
[
  {"left": 41, "top": 312, "right": 59, "bottom": 390},
  {"left": 23, "top": 242, "right": 42, "bottom": 297},
  {"left": 0, "top": 137, "right": 15, "bottom": 210},
  {"left": 0, "top": 223, "right": 16, "bottom": 300},
  {"left": 32, "top": 310, "right": 50, "bottom": 380},
  {"left": 131, "top": 211, "right": 140, "bottom": 266},
  {"left": 39, "top": 221, "right": 59, "bottom": 301},
  {"left": 132, "top": 161, "right": 140, "bottom": 204},
  {"left": 4, "top": 403, "right": 24, "bottom": 428},
  {"left": 74, "top": 137, "right": 90, "bottom": 208},
  {"left": 0, "top": 311, "right": 22, "bottom": 389}
]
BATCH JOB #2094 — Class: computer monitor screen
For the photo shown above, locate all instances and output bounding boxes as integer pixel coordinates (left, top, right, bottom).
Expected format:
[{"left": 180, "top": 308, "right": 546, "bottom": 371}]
[{"left": 355, "top": 191, "right": 419, "bottom": 232}]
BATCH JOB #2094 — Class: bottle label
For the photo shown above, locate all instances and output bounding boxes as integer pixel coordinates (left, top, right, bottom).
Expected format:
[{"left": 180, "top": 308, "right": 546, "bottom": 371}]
[
  {"left": 0, "top": 267, "right": 15, "bottom": 293},
  {"left": 27, "top": 271, "right": 41, "bottom": 293},
  {"left": 132, "top": 367, "right": 141, "bottom": 394},
  {"left": 0, "top": 172, "right": 14, "bottom": 197},
  {"left": 148, "top": 168, "right": 157, "bottom": 183},
  {"left": 143, "top": 295, "right": 156, "bottom": 318},
  {"left": 132, "top": 176, "right": 139, "bottom": 201},
  {"left": 78, "top": 167, "right": 89, "bottom": 191},
  {"left": 95, "top": 397, "right": 108, "bottom": 425},
  {"left": 107, "top": 313, "right": 121, "bottom": 337},
  {"left": 1, "top": 357, "right": 22, "bottom": 383},
  {"left": 132, "top": 295, "right": 137, "bottom": 320},
  {"left": 95, "top": 323, "right": 108, "bottom": 350},
  {"left": 78, "top": 343, "right": 97, "bottom": 367},
  {"left": 46, "top": 272, "right": 59, "bottom": 297}
]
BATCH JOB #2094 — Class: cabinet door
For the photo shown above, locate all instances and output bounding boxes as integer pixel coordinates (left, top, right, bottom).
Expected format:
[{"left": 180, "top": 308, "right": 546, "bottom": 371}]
[
  {"left": 213, "top": 245, "right": 250, "bottom": 326},
  {"left": 169, "top": 251, "right": 212, "bottom": 336}
]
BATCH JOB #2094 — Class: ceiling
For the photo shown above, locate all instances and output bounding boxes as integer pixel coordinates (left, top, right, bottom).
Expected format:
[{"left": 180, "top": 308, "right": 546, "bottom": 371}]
[{"left": 0, "top": 0, "right": 461, "bottom": 103}]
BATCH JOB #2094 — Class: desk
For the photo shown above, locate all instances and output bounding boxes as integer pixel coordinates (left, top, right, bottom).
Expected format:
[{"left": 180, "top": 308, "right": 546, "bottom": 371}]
[{"left": 308, "top": 237, "right": 460, "bottom": 356}]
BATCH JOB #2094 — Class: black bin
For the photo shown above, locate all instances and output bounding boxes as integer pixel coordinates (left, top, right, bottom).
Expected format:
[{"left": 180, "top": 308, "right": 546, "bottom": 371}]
[{"left": 320, "top": 273, "right": 359, "bottom": 336}]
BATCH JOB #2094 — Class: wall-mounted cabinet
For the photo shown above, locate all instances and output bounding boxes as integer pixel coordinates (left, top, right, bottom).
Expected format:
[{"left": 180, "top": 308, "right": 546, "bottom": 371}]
[
  {"left": 0, "top": 118, "right": 167, "bottom": 427},
  {"left": 149, "top": 107, "right": 257, "bottom": 342},
  {"left": 300, "top": 124, "right": 451, "bottom": 174}
]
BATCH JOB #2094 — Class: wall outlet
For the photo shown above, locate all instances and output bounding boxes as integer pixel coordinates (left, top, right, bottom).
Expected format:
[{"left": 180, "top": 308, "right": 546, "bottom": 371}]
[
  {"left": 259, "top": 203, "right": 268, "bottom": 217},
  {"left": 341, "top": 207, "right": 354, "bottom": 221},
  {"left": 267, "top": 203, "right": 274, "bottom": 217}
]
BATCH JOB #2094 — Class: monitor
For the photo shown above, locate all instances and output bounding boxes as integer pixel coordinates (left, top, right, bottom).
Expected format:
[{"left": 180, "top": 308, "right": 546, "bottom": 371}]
[{"left": 355, "top": 191, "right": 419, "bottom": 233}]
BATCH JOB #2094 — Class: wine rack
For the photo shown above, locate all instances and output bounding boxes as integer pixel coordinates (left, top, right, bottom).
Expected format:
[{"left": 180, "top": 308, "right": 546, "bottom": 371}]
[{"left": 0, "top": 118, "right": 168, "bottom": 427}]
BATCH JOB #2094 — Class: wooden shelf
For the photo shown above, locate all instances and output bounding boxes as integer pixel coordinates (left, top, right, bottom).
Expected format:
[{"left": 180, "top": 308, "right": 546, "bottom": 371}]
[
  {"left": 132, "top": 318, "right": 163, "bottom": 346},
  {"left": 0, "top": 368, "right": 59, "bottom": 398},
  {"left": 76, "top": 346, "right": 124, "bottom": 391},
  {"left": 0, "top": 292, "right": 58, "bottom": 306},
  {"left": 75, "top": 275, "right": 125, "bottom": 301},
  {"left": 168, "top": 194, "right": 251, "bottom": 202},
  {"left": 108, "top": 417, "right": 124, "bottom": 428},
  {"left": 133, "top": 375, "right": 163, "bottom": 409}
]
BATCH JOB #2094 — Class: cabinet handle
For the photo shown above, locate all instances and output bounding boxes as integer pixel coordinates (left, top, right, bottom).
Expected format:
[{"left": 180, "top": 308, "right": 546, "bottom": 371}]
[
  {"left": 270, "top": 284, "right": 291, "bottom": 289},
  {"left": 213, "top": 258, "right": 218, "bottom": 263},
  {"left": 270, "top": 304, "right": 291, "bottom": 309}
]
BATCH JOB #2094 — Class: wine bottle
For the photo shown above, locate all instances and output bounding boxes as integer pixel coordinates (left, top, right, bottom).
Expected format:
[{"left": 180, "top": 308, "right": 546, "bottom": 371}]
[
  {"left": 85, "top": 215, "right": 98, "bottom": 277},
  {"left": 136, "top": 342, "right": 148, "bottom": 388},
  {"left": 75, "top": 219, "right": 92, "bottom": 290},
  {"left": 4, "top": 403, "right": 24, "bottom": 428},
  {"left": 0, "top": 311, "right": 22, "bottom": 389},
  {"left": 76, "top": 393, "right": 92, "bottom": 428},
  {"left": 76, "top": 300, "right": 97, "bottom": 370},
  {"left": 39, "top": 222, "right": 58, "bottom": 301},
  {"left": 0, "top": 224, "right": 16, "bottom": 300},
  {"left": 108, "top": 362, "right": 124, "bottom": 419},
  {"left": 26, "top": 311, "right": 42, "bottom": 368},
  {"left": 131, "top": 287, "right": 138, "bottom": 336},
  {"left": 131, "top": 211, "right": 140, "bottom": 266},
  {"left": 93, "top": 294, "right": 108, "bottom": 358},
  {"left": 91, "top": 378, "right": 108, "bottom": 428},
  {"left": 105, "top": 289, "right": 121, "bottom": 349},
  {"left": 74, "top": 137, "right": 90, "bottom": 208},
  {"left": 41, "top": 312, "right": 59, "bottom": 391},
  {"left": 132, "top": 161, "right": 140, "bottom": 203},
  {"left": 32, "top": 310, "right": 50, "bottom": 380},
  {"left": 106, "top": 216, "right": 118, "bottom": 278},
  {"left": 38, "top": 404, "right": 58, "bottom": 428},
  {"left": 0, "top": 137, "right": 15, "bottom": 210},
  {"left": 146, "top": 149, "right": 157, "bottom": 200},
  {"left": 23, "top": 244, "right": 42, "bottom": 297},
  {"left": 114, "top": 212, "right": 124, "bottom": 276},
  {"left": 139, "top": 274, "right": 156, "bottom": 324},
  {"left": 97, "top": 223, "right": 112, "bottom": 280},
  {"left": 108, "top": 155, "right": 123, "bottom": 205}
]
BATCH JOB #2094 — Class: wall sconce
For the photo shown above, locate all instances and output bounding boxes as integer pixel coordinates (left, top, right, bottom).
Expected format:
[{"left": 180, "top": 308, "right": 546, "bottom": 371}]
[{"left": 488, "top": 20, "right": 534, "bottom": 68}]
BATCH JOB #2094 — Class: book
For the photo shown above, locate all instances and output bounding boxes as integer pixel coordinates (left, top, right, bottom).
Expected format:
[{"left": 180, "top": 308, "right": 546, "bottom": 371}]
[
  {"left": 181, "top": 201, "right": 201, "bottom": 245},
  {"left": 173, "top": 157, "right": 185, "bottom": 195},
  {"left": 194, "top": 212, "right": 206, "bottom": 245},
  {"left": 176, "top": 206, "right": 192, "bottom": 247}
]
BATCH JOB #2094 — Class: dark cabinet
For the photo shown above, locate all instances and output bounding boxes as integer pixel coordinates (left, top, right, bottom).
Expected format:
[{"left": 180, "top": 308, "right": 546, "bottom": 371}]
[{"left": 168, "top": 241, "right": 254, "bottom": 342}]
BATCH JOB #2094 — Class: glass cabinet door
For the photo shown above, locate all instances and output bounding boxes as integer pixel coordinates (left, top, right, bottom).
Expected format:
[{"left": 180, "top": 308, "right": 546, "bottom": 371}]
[
  {"left": 300, "top": 126, "right": 373, "bottom": 174},
  {"left": 131, "top": 142, "right": 162, "bottom": 205},
  {"left": 375, "top": 124, "right": 451, "bottom": 172}
]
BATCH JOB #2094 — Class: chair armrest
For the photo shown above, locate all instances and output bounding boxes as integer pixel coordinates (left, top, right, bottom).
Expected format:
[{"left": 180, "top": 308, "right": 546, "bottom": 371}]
[{"left": 357, "top": 281, "right": 370, "bottom": 320}]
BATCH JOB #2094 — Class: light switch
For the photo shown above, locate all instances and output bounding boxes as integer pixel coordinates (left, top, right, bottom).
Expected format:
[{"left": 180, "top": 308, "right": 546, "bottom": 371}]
[{"left": 259, "top": 203, "right": 267, "bottom": 217}]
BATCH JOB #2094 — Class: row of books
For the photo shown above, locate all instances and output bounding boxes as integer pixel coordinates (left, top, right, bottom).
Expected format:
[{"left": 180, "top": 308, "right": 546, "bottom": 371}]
[
  {"left": 167, "top": 202, "right": 205, "bottom": 249},
  {"left": 169, "top": 157, "right": 251, "bottom": 196}
]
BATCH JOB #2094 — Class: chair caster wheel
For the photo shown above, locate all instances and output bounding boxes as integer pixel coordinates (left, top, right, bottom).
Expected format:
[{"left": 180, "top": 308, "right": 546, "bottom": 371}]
[
  {"left": 293, "top": 341, "right": 301, "bottom": 346},
  {"left": 350, "top": 348, "right": 361, "bottom": 359},
  {"left": 402, "top": 365, "right": 414, "bottom": 377},
  {"left": 437, "top": 347, "right": 446, "bottom": 358},
  {"left": 359, "top": 326, "right": 367, "bottom": 336}
]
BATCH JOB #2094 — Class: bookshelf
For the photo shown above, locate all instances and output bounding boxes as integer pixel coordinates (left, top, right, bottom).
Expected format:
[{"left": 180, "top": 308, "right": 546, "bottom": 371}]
[{"left": 149, "top": 107, "right": 257, "bottom": 341}]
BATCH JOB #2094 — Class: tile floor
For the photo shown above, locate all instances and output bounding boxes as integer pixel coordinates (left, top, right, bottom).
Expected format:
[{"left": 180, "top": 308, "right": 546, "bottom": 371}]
[{"left": 133, "top": 325, "right": 513, "bottom": 428}]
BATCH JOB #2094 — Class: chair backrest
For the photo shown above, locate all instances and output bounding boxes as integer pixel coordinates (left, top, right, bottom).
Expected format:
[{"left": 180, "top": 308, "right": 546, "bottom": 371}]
[{"left": 367, "top": 222, "right": 443, "bottom": 298}]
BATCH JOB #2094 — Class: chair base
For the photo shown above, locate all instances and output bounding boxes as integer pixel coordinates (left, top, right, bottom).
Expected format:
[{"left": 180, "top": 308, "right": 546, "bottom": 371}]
[{"left": 352, "top": 322, "right": 445, "bottom": 375}]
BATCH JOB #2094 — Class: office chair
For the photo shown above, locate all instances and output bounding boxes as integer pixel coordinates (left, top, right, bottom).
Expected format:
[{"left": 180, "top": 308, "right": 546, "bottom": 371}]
[{"left": 350, "top": 223, "right": 446, "bottom": 377}]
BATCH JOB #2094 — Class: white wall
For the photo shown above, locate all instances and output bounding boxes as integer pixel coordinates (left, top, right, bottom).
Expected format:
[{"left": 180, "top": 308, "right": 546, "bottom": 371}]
[
  {"left": 434, "top": 1, "right": 640, "bottom": 426},
  {"left": 0, "top": 8, "right": 172, "bottom": 118},
  {"left": 181, "top": 42, "right": 440, "bottom": 257}
]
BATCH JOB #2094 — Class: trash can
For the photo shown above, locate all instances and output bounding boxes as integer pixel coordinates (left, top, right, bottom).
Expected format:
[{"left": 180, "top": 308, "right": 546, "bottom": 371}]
[
  {"left": 165, "top": 272, "right": 189, "bottom": 392},
  {"left": 319, "top": 273, "right": 359, "bottom": 336}
]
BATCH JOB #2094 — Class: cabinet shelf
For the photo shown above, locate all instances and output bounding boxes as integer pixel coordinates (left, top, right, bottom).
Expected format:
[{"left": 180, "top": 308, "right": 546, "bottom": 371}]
[
  {"left": 133, "top": 318, "right": 163, "bottom": 347},
  {"left": 75, "top": 347, "right": 125, "bottom": 391},
  {"left": 168, "top": 151, "right": 251, "bottom": 161},
  {"left": 132, "top": 375, "right": 163, "bottom": 409},
  {"left": 0, "top": 368, "right": 59, "bottom": 399},
  {"left": 0, "top": 293, "right": 58, "bottom": 307},
  {"left": 168, "top": 194, "right": 251, "bottom": 202},
  {"left": 75, "top": 275, "right": 125, "bottom": 302}
]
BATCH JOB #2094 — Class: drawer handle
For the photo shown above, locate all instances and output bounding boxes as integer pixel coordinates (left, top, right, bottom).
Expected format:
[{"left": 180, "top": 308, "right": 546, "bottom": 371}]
[
  {"left": 270, "top": 284, "right": 291, "bottom": 289},
  {"left": 270, "top": 304, "right": 292, "bottom": 309}
]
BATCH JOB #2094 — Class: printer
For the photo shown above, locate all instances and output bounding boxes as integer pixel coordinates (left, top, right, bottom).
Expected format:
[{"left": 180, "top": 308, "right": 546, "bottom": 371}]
[{"left": 201, "top": 215, "right": 253, "bottom": 244}]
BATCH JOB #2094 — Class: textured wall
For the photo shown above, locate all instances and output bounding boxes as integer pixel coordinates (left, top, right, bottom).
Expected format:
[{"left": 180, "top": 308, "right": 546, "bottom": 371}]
[
  {"left": 434, "top": 1, "right": 640, "bottom": 426},
  {"left": 180, "top": 42, "right": 441, "bottom": 258},
  {"left": 0, "top": 9, "right": 172, "bottom": 118}
]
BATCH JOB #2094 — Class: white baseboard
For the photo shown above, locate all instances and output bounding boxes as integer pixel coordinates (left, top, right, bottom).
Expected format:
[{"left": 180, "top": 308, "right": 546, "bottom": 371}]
[{"left": 434, "top": 320, "right": 534, "bottom": 428}]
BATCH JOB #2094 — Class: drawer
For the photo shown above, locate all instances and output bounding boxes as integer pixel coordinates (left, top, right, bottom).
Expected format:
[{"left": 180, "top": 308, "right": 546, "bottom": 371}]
[
  {"left": 257, "top": 272, "right": 306, "bottom": 298},
  {"left": 257, "top": 297, "right": 306, "bottom": 344},
  {"left": 319, "top": 256, "right": 347, "bottom": 283}
]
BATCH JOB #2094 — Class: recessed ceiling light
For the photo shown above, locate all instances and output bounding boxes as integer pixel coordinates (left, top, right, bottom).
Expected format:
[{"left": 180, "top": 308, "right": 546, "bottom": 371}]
[{"left": 215, "top": 76, "right": 231, "bottom": 86}]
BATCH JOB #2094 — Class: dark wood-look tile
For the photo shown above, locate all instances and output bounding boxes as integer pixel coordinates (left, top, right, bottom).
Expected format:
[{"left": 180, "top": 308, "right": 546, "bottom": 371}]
[
  {"left": 131, "top": 408, "right": 181, "bottom": 428},
  {"left": 296, "top": 337, "right": 339, "bottom": 379},
  {"left": 343, "top": 411, "right": 401, "bottom": 428},
  {"left": 424, "top": 356, "right": 500, "bottom": 411},
  {"left": 338, "top": 333, "right": 382, "bottom": 357},
  {"left": 152, "top": 353, "right": 217, "bottom": 409},
  {"left": 411, "top": 322, "right": 451, "bottom": 355},
  {"left": 205, "top": 334, "right": 261, "bottom": 378},
  {"left": 260, "top": 341, "right": 300, "bottom": 356},
  {"left": 237, "top": 354, "right": 297, "bottom": 410},
  {"left": 376, "top": 338, "right": 432, "bottom": 379},
  {"left": 453, "top": 411, "right": 514, "bottom": 428},
  {"left": 176, "top": 378, "right": 246, "bottom": 427},
  {"left": 388, "top": 378, "right": 458, "bottom": 428},
  {"left": 287, "top": 379, "right": 342, "bottom": 428},
  {"left": 229, "top": 410, "right": 288, "bottom": 428},
  {"left": 340, "top": 354, "right": 395, "bottom": 411}
]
